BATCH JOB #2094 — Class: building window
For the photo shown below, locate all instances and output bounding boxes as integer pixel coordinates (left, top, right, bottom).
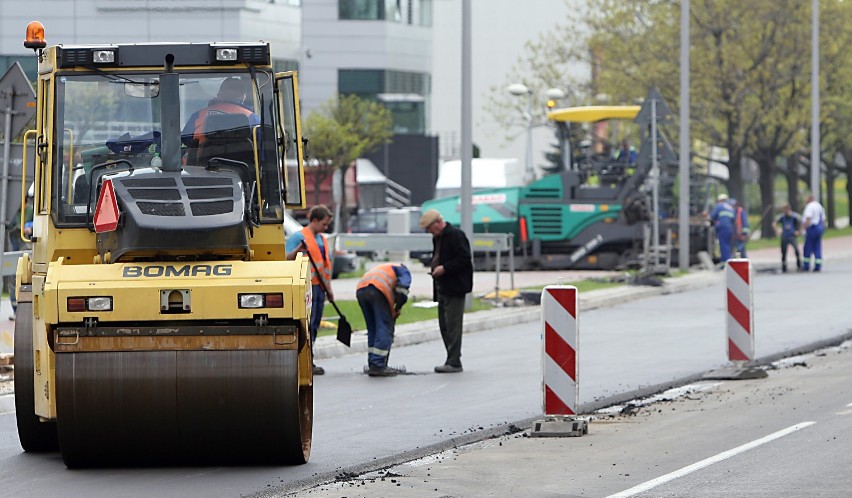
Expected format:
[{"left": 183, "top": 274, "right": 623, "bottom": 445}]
[
  {"left": 419, "top": 0, "right": 432, "bottom": 27},
  {"left": 339, "top": 69, "right": 429, "bottom": 134},
  {"left": 339, "top": 69, "right": 384, "bottom": 97},
  {"left": 339, "top": 0, "right": 401, "bottom": 21},
  {"left": 273, "top": 59, "right": 300, "bottom": 73},
  {"left": 0, "top": 55, "right": 38, "bottom": 81},
  {"left": 339, "top": 0, "right": 383, "bottom": 20}
]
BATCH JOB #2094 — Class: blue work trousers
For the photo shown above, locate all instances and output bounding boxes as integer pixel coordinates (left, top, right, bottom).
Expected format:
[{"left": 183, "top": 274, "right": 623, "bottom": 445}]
[
  {"left": 803, "top": 225, "right": 824, "bottom": 271},
  {"left": 716, "top": 227, "right": 733, "bottom": 262},
  {"left": 309, "top": 284, "right": 326, "bottom": 345},
  {"left": 357, "top": 286, "right": 395, "bottom": 369}
]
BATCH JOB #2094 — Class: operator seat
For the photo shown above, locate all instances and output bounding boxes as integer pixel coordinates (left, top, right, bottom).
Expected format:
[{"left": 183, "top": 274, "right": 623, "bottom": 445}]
[{"left": 195, "top": 113, "right": 255, "bottom": 168}]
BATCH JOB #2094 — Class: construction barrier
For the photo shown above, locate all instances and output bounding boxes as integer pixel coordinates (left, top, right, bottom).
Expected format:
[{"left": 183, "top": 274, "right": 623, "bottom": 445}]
[
  {"left": 541, "top": 285, "right": 578, "bottom": 415},
  {"left": 725, "top": 258, "right": 754, "bottom": 361}
]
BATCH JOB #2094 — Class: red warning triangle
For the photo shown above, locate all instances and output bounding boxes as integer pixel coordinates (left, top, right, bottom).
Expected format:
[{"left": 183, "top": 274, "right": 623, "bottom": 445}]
[{"left": 94, "top": 179, "right": 120, "bottom": 233}]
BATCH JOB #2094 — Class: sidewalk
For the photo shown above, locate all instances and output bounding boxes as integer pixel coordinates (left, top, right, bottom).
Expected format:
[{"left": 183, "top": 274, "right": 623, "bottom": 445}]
[
  {"left": 0, "top": 299, "right": 13, "bottom": 356},
  {"left": 314, "top": 234, "right": 852, "bottom": 361}
]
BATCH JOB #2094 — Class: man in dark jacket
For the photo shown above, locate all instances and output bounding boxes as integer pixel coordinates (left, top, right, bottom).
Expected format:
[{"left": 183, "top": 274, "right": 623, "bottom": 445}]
[{"left": 419, "top": 209, "right": 473, "bottom": 373}]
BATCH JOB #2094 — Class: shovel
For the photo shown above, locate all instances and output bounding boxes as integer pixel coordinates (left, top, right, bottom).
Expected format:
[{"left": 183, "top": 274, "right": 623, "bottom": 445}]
[{"left": 304, "top": 249, "right": 353, "bottom": 347}]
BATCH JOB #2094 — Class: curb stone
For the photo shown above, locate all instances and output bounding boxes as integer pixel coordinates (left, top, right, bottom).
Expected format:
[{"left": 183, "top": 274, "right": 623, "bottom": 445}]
[{"left": 313, "top": 269, "right": 724, "bottom": 360}]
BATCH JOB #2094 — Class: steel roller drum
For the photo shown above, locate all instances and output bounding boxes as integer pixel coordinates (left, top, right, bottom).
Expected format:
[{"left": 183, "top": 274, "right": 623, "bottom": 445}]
[
  {"left": 14, "top": 300, "right": 59, "bottom": 452},
  {"left": 55, "top": 348, "right": 312, "bottom": 467}
]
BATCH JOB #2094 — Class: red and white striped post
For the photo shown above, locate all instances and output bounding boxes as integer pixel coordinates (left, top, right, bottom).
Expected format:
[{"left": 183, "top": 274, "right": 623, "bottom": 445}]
[
  {"left": 725, "top": 258, "right": 754, "bottom": 362},
  {"left": 541, "top": 285, "right": 578, "bottom": 416}
]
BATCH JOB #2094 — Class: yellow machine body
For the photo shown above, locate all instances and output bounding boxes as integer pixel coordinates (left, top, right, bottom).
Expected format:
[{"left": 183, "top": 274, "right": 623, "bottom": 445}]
[{"left": 15, "top": 30, "right": 314, "bottom": 466}]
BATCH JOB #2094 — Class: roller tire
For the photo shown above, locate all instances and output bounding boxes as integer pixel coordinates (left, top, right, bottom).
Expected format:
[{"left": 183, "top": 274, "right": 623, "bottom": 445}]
[
  {"left": 14, "top": 302, "right": 59, "bottom": 452},
  {"left": 56, "top": 347, "right": 312, "bottom": 467}
]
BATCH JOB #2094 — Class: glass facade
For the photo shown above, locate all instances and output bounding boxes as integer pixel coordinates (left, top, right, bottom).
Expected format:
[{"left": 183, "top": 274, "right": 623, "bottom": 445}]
[
  {"left": 273, "top": 59, "right": 300, "bottom": 73},
  {"left": 0, "top": 55, "right": 38, "bottom": 81},
  {"left": 339, "top": 69, "right": 429, "bottom": 97},
  {"left": 337, "top": 0, "right": 429, "bottom": 24},
  {"left": 339, "top": 0, "right": 382, "bottom": 20},
  {"left": 338, "top": 69, "right": 428, "bottom": 134}
]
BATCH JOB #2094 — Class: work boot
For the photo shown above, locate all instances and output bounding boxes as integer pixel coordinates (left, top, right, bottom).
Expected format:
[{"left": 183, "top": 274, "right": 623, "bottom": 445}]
[
  {"left": 434, "top": 364, "right": 463, "bottom": 373},
  {"left": 365, "top": 365, "right": 406, "bottom": 377},
  {"left": 312, "top": 364, "right": 325, "bottom": 375}
]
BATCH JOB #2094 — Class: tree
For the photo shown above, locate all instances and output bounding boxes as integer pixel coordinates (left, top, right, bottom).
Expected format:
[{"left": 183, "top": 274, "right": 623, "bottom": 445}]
[
  {"left": 303, "top": 94, "right": 393, "bottom": 229},
  {"left": 742, "top": 1, "right": 812, "bottom": 238},
  {"left": 488, "top": 0, "right": 852, "bottom": 238}
]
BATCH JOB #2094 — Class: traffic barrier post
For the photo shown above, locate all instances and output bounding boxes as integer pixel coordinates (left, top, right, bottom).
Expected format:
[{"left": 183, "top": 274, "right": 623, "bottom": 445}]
[
  {"left": 531, "top": 285, "right": 587, "bottom": 437},
  {"left": 726, "top": 258, "right": 754, "bottom": 361},
  {"left": 704, "top": 258, "right": 767, "bottom": 380}
]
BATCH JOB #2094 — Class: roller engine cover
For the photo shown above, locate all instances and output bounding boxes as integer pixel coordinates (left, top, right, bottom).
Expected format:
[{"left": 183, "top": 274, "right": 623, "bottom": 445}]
[{"left": 96, "top": 167, "right": 249, "bottom": 261}]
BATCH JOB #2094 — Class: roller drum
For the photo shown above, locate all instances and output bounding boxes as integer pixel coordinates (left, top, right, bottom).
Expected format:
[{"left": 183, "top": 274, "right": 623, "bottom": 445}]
[
  {"left": 13, "top": 300, "right": 60, "bottom": 452},
  {"left": 56, "top": 348, "right": 312, "bottom": 467}
]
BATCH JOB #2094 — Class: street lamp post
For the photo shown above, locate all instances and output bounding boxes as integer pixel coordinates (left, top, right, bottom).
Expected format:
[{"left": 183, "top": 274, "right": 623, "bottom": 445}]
[
  {"left": 507, "top": 84, "right": 566, "bottom": 185},
  {"left": 507, "top": 83, "right": 535, "bottom": 184}
]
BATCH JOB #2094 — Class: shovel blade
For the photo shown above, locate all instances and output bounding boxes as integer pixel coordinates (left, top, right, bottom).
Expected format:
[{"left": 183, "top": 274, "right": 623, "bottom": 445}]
[{"left": 337, "top": 316, "right": 352, "bottom": 347}]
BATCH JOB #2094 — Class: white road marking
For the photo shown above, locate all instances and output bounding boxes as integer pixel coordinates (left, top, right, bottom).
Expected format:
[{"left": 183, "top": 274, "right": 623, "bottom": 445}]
[{"left": 606, "top": 421, "right": 816, "bottom": 498}]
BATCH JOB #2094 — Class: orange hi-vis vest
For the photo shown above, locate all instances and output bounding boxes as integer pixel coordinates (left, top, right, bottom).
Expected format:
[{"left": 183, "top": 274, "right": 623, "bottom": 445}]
[
  {"left": 356, "top": 264, "right": 397, "bottom": 311},
  {"left": 192, "top": 102, "right": 254, "bottom": 145},
  {"left": 301, "top": 226, "right": 332, "bottom": 286}
]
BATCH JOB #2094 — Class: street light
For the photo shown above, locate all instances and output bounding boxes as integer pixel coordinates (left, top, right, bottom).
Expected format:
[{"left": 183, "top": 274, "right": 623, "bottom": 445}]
[
  {"left": 507, "top": 83, "right": 535, "bottom": 184},
  {"left": 507, "top": 85, "right": 567, "bottom": 184}
]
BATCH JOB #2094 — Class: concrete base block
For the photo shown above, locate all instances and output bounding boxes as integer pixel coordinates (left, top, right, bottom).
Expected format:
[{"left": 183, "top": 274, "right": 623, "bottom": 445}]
[
  {"left": 702, "top": 366, "right": 768, "bottom": 380},
  {"left": 529, "top": 416, "right": 588, "bottom": 438}
]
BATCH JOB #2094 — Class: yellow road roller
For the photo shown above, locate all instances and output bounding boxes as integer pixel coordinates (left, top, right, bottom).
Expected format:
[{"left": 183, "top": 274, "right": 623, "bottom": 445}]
[{"left": 14, "top": 22, "right": 313, "bottom": 467}]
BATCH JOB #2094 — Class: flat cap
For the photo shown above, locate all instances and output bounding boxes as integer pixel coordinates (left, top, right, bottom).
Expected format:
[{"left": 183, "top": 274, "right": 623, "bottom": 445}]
[{"left": 419, "top": 209, "right": 442, "bottom": 229}]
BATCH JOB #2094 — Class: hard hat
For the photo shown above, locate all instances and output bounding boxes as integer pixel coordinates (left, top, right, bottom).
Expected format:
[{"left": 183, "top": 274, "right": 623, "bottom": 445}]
[
  {"left": 717, "top": 193, "right": 728, "bottom": 202},
  {"left": 27, "top": 182, "right": 34, "bottom": 198}
]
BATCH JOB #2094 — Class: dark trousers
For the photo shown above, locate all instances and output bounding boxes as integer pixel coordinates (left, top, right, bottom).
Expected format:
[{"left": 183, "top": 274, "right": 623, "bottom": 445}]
[
  {"left": 780, "top": 235, "right": 801, "bottom": 271},
  {"left": 309, "top": 284, "right": 326, "bottom": 345},
  {"left": 357, "top": 286, "right": 394, "bottom": 369},
  {"left": 437, "top": 293, "right": 465, "bottom": 367}
]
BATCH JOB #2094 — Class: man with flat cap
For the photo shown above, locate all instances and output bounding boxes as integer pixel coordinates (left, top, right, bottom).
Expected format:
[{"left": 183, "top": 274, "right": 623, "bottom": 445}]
[{"left": 419, "top": 209, "right": 473, "bottom": 373}]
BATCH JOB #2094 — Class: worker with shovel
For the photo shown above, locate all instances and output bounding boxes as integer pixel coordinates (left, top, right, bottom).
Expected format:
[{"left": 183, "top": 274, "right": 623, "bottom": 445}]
[
  {"left": 357, "top": 263, "right": 412, "bottom": 377},
  {"left": 286, "top": 205, "right": 335, "bottom": 375}
]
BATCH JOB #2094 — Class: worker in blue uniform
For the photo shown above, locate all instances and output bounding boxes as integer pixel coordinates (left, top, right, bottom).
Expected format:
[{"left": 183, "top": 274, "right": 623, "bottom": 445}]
[
  {"left": 801, "top": 194, "right": 826, "bottom": 272},
  {"left": 709, "top": 193, "right": 736, "bottom": 263},
  {"left": 775, "top": 203, "right": 802, "bottom": 272},
  {"left": 356, "top": 263, "right": 413, "bottom": 377}
]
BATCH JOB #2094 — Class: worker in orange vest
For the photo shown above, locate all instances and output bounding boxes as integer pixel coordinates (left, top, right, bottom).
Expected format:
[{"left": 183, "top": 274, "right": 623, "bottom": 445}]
[
  {"left": 356, "top": 263, "right": 412, "bottom": 377},
  {"left": 181, "top": 76, "right": 259, "bottom": 148},
  {"left": 286, "top": 205, "right": 334, "bottom": 375}
]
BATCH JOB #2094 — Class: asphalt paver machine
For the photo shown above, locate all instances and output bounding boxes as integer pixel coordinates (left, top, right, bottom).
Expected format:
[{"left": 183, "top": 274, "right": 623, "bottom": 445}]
[
  {"left": 424, "top": 97, "right": 712, "bottom": 271},
  {"left": 14, "top": 22, "right": 314, "bottom": 466}
]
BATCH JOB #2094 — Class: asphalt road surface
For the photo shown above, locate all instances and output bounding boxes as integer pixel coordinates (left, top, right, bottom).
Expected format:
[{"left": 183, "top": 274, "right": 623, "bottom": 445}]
[
  {"left": 302, "top": 341, "right": 852, "bottom": 497},
  {"left": 1, "top": 256, "right": 850, "bottom": 497}
]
